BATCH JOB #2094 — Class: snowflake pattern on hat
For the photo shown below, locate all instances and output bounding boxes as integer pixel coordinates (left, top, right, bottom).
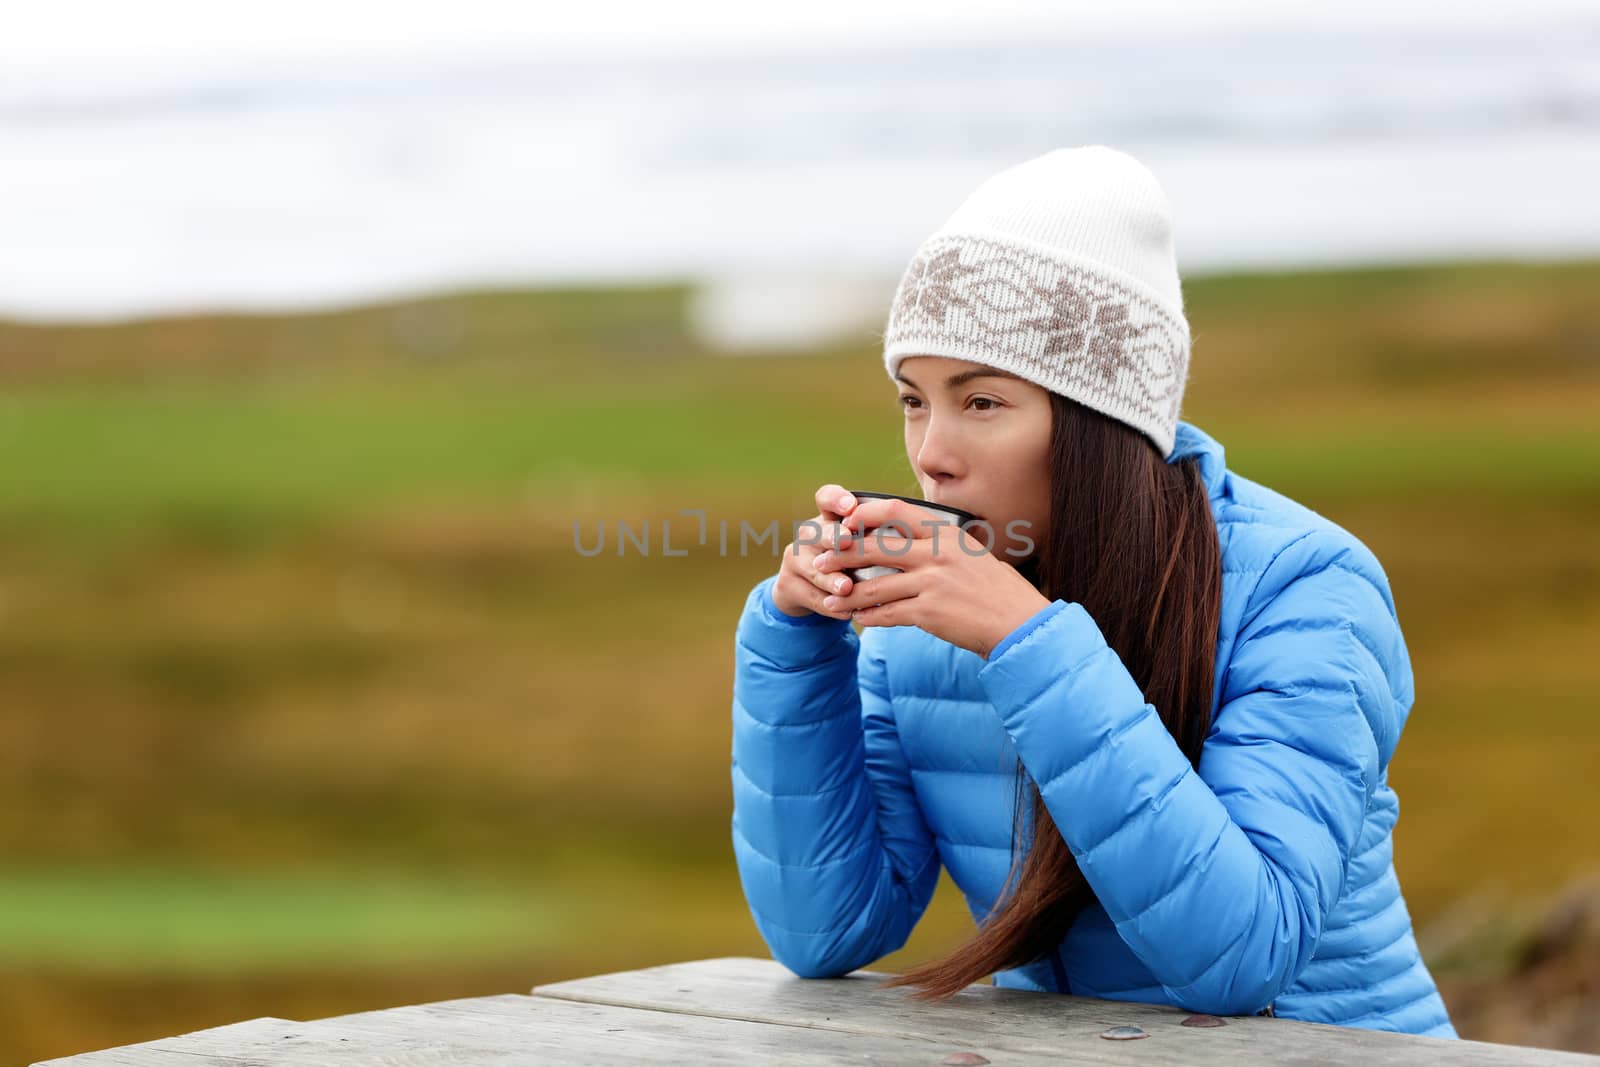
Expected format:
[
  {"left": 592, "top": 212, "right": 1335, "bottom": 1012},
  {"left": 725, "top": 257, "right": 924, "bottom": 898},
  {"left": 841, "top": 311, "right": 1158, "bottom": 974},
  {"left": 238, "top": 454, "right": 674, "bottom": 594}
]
[
  {"left": 882, "top": 233, "right": 1189, "bottom": 455},
  {"left": 1022, "top": 276, "right": 1161, "bottom": 389},
  {"left": 893, "top": 247, "right": 983, "bottom": 326}
]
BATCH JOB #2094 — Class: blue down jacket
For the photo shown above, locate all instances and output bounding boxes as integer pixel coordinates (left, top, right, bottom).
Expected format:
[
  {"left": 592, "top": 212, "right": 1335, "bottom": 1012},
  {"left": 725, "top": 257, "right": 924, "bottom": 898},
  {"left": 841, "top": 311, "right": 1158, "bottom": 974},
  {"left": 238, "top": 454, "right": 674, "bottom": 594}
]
[{"left": 730, "top": 420, "right": 1457, "bottom": 1037}]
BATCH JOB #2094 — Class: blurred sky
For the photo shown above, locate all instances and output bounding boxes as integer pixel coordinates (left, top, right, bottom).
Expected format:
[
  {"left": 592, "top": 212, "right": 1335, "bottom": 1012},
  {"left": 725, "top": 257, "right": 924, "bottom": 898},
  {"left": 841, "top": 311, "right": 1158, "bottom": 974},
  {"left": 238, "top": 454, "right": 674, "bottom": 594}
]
[
  {"left": 5, "top": 0, "right": 1598, "bottom": 71},
  {"left": 2, "top": 1, "right": 1598, "bottom": 329},
  {"left": 6, "top": 1, "right": 1587, "bottom": 69}
]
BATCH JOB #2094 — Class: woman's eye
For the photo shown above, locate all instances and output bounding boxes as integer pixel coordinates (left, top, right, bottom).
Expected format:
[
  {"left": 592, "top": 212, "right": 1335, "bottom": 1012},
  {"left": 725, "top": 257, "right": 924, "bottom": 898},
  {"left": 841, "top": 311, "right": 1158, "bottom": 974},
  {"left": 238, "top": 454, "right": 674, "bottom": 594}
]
[{"left": 898, "top": 395, "right": 998, "bottom": 412}]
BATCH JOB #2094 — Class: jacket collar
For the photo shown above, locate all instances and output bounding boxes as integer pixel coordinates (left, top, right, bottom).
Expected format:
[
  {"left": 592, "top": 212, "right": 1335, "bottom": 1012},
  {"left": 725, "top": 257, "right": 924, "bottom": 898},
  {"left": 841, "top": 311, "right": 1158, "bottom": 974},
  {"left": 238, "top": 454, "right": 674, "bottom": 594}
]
[{"left": 1166, "top": 420, "right": 1227, "bottom": 502}]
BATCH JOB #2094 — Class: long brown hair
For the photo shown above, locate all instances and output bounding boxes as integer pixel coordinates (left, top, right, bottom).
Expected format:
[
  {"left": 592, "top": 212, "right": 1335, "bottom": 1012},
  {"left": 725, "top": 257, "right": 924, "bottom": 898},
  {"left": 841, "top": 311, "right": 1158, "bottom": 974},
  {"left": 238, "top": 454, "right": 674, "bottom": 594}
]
[{"left": 881, "top": 391, "right": 1223, "bottom": 1000}]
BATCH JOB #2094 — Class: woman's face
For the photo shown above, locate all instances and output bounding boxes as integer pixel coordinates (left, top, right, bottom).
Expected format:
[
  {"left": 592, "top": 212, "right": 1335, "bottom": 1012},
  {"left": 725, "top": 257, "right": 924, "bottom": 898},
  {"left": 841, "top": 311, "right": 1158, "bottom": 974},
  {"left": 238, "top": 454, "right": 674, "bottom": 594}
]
[{"left": 895, "top": 355, "right": 1053, "bottom": 564}]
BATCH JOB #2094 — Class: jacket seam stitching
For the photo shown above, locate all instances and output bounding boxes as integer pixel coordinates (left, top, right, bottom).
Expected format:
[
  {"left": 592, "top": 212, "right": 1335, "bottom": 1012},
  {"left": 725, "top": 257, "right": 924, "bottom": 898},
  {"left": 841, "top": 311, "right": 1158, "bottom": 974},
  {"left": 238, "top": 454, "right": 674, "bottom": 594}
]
[
  {"left": 1077, "top": 765, "right": 1187, "bottom": 861},
  {"left": 732, "top": 757, "right": 858, "bottom": 800},
  {"left": 1240, "top": 528, "right": 1321, "bottom": 633},
  {"left": 1031, "top": 703, "right": 1138, "bottom": 799},
  {"left": 1307, "top": 900, "right": 1409, "bottom": 964},
  {"left": 1119, "top": 841, "right": 1197, "bottom": 926},
  {"left": 733, "top": 816, "right": 876, "bottom": 873},
  {"left": 734, "top": 695, "right": 857, "bottom": 730},
  {"left": 1334, "top": 984, "right": 1437, "bottom": 1024},
  {"left": 736, "top": 631, "right": 855, "bottom": 678},
  {"left": 1167, "top": 916, "right": 1255, "bottom": 993},
  {"left": 869, "top": 659, "right": 937, "bottom": 890}
]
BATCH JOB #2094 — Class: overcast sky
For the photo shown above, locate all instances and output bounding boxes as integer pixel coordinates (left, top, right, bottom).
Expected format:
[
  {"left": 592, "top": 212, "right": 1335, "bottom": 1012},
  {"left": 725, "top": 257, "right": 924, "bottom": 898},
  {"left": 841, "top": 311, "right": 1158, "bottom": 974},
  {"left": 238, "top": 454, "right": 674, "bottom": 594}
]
[{"left": 4, "top": 0, "right": 1595, "bottom": 78}]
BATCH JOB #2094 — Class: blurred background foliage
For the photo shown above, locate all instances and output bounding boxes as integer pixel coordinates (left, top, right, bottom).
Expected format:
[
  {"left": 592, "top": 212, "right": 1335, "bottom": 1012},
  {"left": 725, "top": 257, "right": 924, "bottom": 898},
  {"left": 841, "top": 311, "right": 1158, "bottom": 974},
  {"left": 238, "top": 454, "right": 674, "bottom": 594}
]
[{"left": 2, "top": 259, "right": 1599, "bottom": 1062}]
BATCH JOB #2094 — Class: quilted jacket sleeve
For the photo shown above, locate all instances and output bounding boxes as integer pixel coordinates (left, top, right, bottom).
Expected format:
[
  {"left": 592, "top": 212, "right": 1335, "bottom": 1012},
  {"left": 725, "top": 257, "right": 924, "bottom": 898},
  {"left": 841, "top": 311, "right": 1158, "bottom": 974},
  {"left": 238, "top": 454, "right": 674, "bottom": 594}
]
[
  {"left": 731, "top": 574, "right": 942, "bottom": 979},
  {"left": 976, "top": 529, "right": 1407, "bottom": 1016}
]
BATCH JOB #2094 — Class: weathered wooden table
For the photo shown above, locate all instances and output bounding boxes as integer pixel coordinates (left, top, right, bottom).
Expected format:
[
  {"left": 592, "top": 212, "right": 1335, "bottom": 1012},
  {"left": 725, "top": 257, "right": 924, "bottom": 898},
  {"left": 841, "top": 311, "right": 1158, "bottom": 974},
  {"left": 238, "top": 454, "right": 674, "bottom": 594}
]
[{"left": 35, "top": 956, "right": 1600, "bottom": 1065}]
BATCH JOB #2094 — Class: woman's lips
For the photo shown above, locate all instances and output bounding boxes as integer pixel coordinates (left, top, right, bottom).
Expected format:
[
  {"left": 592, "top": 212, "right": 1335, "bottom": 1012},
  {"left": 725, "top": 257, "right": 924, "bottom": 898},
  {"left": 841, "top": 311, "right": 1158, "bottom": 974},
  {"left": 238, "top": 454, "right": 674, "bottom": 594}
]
[{"left": 929, "top": 502, "right": 980, "bottom": 521}]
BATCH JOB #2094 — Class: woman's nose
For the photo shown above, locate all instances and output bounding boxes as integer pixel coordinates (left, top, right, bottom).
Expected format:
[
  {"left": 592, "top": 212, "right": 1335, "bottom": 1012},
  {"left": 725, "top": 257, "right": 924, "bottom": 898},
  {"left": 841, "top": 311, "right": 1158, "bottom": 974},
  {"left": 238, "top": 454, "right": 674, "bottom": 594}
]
[{"left": 915, "top": 417, "right": 963, "bottom": 482}]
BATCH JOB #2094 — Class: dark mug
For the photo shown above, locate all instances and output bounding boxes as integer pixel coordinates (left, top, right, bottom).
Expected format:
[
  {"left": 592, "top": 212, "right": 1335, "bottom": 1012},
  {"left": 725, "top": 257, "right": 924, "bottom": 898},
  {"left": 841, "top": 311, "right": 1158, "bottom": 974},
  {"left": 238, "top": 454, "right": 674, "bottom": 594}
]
[{"left": 841, "top": 491, "right": 983, "bottom": 582}]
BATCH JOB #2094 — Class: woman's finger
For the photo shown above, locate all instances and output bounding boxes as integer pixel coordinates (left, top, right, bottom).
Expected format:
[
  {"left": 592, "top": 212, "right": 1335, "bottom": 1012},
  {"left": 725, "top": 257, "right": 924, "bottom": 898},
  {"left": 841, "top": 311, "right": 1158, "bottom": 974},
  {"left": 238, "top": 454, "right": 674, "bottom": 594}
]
[
  {"left": 793, "top": 580, "right": 856, "bottom": 620},
  {"left": 813, "top": 484, "right": 858, "bottom": 523},
  {"left": 817, "top": 528, "right": 925, "bottom": 574},
  {"left": 806, "top": 523, "right": 857, "bottom": 598},
  {"left": 849, "top": 595, "right": 913, "bottom": 627},
  {"left": 842, "top": 497, "right": 942, "bottom": 537},
  {"left": 774, "top": 518, "right": 857, "bottom": 619},
  {"left": 820, "top": 571, "right": 918, "bottom": 614}
]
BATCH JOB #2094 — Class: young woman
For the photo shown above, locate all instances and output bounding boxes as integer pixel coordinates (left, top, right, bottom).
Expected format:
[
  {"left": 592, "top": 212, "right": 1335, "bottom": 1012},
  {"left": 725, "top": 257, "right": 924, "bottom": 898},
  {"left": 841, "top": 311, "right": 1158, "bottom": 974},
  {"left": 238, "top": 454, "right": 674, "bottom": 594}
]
[{"left": 729, "top": 146, "right": 1457, "bottom": 1037}]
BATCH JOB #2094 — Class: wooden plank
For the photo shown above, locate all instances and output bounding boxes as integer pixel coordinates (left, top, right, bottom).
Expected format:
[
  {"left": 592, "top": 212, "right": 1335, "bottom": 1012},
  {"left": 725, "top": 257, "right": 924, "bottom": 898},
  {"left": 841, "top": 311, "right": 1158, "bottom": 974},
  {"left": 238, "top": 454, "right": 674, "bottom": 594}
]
[
  {"left": 303, "top": 994, "right": 1067, "bottom": 1063},
  {"left": 33, "top": 1018, "right": 311, "bottom": 1066},
  {"left": 32, "top": 994, "right": 1059, "bottom": 1065},
  {"left": 39, "top": 956, "right": 1600, "bottom": 1065},
  {"left": 533, "top": 956, "right": 1600, "bottom": 1066}
]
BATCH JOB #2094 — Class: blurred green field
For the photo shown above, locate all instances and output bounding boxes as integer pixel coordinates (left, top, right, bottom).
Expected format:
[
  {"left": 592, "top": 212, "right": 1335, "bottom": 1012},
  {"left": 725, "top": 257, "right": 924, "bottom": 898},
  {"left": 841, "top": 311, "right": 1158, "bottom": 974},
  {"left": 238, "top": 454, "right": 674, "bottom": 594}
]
[{"left": 1, "top": 260, "right": 1598, "bottom": 1061}]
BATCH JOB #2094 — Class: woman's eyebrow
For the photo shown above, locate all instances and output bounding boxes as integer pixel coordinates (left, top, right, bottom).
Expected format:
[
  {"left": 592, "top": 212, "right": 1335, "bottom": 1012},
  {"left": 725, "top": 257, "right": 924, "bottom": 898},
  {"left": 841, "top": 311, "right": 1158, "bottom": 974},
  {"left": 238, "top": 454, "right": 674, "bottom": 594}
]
[{"left": 894, "top": 368, "right": 1025, "bottom": 390}]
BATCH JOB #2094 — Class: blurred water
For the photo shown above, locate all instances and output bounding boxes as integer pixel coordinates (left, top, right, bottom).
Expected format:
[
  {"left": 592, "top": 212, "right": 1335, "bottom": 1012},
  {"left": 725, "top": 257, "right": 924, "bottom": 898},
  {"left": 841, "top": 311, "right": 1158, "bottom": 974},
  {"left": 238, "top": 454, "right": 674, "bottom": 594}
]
[{"left": 1, "top": 20, "right": 1597, "bottom": 321}]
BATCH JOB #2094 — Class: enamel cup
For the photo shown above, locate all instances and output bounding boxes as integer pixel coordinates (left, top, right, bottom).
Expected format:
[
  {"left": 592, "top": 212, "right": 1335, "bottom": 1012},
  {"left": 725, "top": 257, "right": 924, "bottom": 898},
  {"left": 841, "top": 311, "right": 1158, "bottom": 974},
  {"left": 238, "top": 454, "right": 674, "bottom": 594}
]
[{"left": 841, "top": 491, "right": 984, "bottom": 583}]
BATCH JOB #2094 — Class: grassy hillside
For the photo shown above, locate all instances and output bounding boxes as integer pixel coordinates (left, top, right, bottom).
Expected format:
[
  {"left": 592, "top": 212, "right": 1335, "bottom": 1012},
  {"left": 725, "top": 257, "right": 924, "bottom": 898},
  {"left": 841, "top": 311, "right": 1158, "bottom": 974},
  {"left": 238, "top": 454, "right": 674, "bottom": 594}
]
[{"left": 1, "top": 259, "right": 1597, "bottom": 1060}]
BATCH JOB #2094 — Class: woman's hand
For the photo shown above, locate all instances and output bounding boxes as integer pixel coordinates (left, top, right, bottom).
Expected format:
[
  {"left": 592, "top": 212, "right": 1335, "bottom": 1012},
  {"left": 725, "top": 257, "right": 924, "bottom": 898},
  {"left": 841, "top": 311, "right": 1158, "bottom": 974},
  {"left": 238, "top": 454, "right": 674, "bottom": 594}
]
[
  {"left": 769, "top": 483, "right": 862, "bottom": 621},
  {"left": 813, "top": 497, "right": 1053, "bottom": 659}
]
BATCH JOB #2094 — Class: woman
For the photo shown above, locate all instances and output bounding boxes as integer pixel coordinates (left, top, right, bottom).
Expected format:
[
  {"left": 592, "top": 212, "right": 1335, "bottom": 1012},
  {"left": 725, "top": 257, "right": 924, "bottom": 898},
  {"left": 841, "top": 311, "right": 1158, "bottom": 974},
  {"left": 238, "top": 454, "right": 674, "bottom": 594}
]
[{"left": 729, "top": 146, "right": 1457, "bottom": 1037}]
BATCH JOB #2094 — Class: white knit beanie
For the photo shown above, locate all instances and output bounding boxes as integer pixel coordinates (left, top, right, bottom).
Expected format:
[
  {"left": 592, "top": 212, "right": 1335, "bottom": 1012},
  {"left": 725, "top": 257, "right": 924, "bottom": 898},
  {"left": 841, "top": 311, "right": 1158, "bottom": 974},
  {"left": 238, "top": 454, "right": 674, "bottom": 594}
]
[{"left": 881, "top": 145, "right": 1191, "bottom": 459}]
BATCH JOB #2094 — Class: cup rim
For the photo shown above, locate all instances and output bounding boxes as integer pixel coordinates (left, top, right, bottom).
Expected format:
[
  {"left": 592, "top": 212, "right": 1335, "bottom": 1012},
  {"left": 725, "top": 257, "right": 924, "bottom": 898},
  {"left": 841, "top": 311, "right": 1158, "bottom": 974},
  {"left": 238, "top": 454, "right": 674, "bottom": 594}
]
[{"left": 845, "top": 490, "right": 982, "bottom": 527}]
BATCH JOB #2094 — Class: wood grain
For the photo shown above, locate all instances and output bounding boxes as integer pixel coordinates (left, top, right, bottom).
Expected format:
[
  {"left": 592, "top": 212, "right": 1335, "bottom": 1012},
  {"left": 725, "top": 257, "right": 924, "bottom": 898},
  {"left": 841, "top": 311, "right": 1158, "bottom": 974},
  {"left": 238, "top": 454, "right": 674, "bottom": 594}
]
[{"left": 35, "top": 956, "right": 1600, "bottom": 1065}]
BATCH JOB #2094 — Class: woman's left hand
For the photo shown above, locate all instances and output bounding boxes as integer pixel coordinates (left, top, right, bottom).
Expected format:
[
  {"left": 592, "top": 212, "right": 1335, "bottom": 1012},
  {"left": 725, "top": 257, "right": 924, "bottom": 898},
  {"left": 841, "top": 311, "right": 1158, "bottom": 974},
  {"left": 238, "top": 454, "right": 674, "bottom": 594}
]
[{"left": 813, "top": 497, "right": 1054, "bottom": 660}]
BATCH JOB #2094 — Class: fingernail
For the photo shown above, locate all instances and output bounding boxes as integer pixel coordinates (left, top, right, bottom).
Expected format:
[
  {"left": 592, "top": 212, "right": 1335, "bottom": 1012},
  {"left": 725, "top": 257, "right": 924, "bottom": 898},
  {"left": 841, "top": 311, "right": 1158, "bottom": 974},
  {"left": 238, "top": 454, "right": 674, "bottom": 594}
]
[
  {"left": 814, "top": 551, "right": 831, "bottom": 570},
  {"left": 823, "top": 596, "right": 839, "bottom": 609},
  {"left": 832, "top": 577, "right": 846, "bottom": 592},
  {"left": 839, "top": 492, "right": 855, "bottom": 511}
]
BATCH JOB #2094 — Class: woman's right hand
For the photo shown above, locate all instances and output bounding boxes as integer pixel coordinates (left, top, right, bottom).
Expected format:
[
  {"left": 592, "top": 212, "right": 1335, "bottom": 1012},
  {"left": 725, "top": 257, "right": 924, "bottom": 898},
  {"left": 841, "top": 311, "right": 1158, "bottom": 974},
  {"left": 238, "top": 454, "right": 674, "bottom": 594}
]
[{"left": 770, "top": 484, "right": 860, "bottom": 620}]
